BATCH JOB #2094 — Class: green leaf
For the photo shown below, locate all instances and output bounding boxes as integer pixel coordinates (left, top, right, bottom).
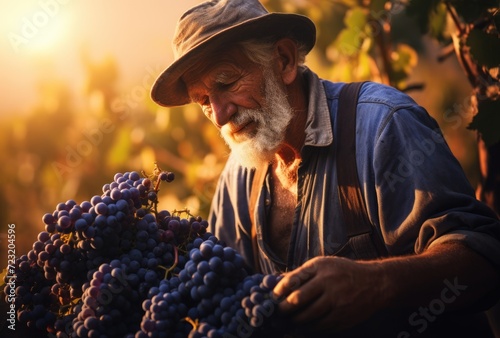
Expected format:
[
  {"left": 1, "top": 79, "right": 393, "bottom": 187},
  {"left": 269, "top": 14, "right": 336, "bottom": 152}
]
[
  {"left": 106, "top": 127, "right": 132, "bottom": 168},
  {"left": 345, "top": 7, "right": 367, "bottom": 30},
  {"left": 468, "top": 99, "right": 500, "bottom": 146},
  {"left": 449, "top": 0, "right": 498, "bottom": 23},
  {"left": 356, "top": 51, "right": 373, "bottom": 79},
  {"left": 391, "top": 43, "right": 418, "bottom": 75},
  {"left": 428, "top": 2, "right": 448, "bottom": 41},
  {"left": 335, "top": 29, "right": 363, "bottom": 56},
  {"left": 332, "top": 7, "right": 368, "bottom": 57},
  {"left": 389, "top": 44, "right": 418, "bottom": 87},
  {"left": 466, "top": 29, "right": 500, "bottom": 68},
  {"left": 405, "top": 0, "right": 442, "bottom": 34}
]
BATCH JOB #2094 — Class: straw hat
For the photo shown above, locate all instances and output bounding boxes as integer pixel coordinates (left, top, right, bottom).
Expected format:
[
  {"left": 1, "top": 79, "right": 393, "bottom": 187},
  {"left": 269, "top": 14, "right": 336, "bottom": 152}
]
[{"left": 150, "top": 0, "right": 316, "bottom": 107}]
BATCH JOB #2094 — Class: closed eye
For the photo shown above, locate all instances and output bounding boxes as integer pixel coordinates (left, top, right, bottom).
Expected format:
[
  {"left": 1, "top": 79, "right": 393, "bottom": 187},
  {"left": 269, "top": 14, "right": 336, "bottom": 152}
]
[
  {"left": 216, "top": 80, "right": 236, "bottom": 90},
  {"left": 215, "top": 71, "right": 239, "bottom": 90}
]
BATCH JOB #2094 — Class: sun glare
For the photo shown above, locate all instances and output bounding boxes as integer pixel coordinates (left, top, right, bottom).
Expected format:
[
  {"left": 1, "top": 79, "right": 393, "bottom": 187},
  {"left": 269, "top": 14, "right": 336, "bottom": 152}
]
[
  {"left": 1, "top": 0, "right": 201, "bottom": 116},
  {"left": 30, "top": 13, "right": 70, "bottom": 54},
  {"left": 5, "top": 1, "right": 73, "bottom": 56}
]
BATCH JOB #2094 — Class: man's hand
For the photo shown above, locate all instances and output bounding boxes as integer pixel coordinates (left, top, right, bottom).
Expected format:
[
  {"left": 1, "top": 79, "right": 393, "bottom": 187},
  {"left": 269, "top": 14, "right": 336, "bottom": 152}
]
[
  {"left": 272, "top": 243, "right": 500, "bottom": 333},
  {"left": 272, "top": 256, "right": 386, "bottom": 332}
]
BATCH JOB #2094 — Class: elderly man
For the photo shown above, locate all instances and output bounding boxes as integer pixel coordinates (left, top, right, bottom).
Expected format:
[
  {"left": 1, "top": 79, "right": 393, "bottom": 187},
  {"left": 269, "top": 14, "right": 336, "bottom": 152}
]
[{"left": 150, "top": 0, "right": 500, "bottom": 336}]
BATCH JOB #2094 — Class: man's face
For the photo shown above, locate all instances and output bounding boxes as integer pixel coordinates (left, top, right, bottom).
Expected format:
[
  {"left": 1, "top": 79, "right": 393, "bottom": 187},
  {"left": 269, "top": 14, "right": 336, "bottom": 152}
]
[{"left": 183, "top": 47, "right": 294, "bottom": 168}]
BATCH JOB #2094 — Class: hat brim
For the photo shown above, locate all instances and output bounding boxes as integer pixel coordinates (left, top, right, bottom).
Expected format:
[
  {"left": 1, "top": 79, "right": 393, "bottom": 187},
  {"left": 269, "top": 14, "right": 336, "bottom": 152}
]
[{"left": 150, "top": 12, "right": 316, "bottom": 107}]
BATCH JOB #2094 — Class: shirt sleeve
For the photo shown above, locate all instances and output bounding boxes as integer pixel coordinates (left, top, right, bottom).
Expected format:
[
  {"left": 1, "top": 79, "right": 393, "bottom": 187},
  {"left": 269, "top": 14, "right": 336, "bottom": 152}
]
[
  {"left": 208, "top": 156, "right": 256, "bottom": 269},
  {"left": 372, "top": 104, "right": 500, "bottom": 270}
]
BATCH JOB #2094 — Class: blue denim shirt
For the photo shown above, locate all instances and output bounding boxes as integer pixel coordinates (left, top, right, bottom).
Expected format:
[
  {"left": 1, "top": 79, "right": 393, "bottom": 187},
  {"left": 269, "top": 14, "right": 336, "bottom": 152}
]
[{"left": 208, "top": 68, "right": 500, "bottom": 275}]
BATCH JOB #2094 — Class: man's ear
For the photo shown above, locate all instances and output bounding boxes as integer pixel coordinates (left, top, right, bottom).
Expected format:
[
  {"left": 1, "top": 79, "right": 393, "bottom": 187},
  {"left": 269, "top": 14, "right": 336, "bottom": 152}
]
[{"left": 274, "top": 38, "right": 299, "bottom": 85}]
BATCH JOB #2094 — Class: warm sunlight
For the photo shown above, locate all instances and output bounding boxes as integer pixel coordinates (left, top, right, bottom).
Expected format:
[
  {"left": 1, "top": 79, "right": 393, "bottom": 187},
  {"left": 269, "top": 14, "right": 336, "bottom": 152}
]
[
  {"left": 1, "top": 1, "right": 498, "bottom": 337},
  {"left": 0, "top": 0, "right": 201, "bottom": 116},
  {"left": 4, "top": 1, "right": 72, "bottom": 55}
]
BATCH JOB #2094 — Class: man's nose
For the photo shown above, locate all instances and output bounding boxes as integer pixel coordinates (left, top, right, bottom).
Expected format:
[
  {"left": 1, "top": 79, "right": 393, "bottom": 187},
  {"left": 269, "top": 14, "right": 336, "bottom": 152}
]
[{"left": 210, "top": 93, "right": 237, "bottom": 128}]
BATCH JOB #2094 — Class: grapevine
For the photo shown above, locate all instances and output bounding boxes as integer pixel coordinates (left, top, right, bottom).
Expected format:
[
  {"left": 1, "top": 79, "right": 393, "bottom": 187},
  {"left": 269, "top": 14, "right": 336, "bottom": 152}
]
[{"left": 1, "top": 164, "right": 291, "bottom": 337}]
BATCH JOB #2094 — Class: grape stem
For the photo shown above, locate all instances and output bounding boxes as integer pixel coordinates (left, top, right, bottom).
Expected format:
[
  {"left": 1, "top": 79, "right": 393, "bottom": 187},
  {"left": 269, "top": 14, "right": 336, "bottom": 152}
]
[
  {"left": 58, "top": 297, "right": 80, "bottom": 316},
  {"left": 154, "top": 176, "right": 162, "bottom": 192},
  {"left": 61, "top": 232, "right": 76, "bottom": 245},
  {"left": 183, "top": 316, "right": 199, "bottom": 330},
  {"left": 172, "top": 208, "right": 192, "bottom": 217},
  {"left": 158, "top": 245, "right": 179, "bottom": 279}
]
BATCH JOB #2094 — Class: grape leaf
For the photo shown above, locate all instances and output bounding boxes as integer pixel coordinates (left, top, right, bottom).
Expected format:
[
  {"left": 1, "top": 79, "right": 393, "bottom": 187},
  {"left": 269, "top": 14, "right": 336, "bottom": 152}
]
[
  {"left": 390, "top": 43, "right": 419, "bottom": 85},
  {"left": 345, "top": 7, "right": 367, "bottom": 30},
  {"left": 335, "top": 29, "right": 363, "bottom": 56},
  {"left": 333, "top": 7, "right": 368, "bottom": 57},
  {"left": 468, "top": 99, "right": 500, "bottom": 146},
  {"left": 428, "top": 2, "right": 448, "bottom": 42},
  {"left": 466, "top": 29, "right": 500, "bottom": 68}
]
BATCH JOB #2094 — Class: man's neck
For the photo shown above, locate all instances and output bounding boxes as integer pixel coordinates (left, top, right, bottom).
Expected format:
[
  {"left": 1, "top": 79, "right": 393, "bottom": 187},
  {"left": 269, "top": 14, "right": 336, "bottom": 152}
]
[{"left": 272, "top": 143, "right": 301, "bottom": 191}]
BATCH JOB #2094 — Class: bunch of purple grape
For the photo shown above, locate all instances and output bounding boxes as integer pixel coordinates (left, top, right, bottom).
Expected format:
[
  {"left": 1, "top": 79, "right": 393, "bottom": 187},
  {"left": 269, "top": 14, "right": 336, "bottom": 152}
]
[
  {"left": 137, "top": 240, "right": 287, "bottom": 338},
  {"left": 2, "top": 166, "right": 288, "bottom": 338}
]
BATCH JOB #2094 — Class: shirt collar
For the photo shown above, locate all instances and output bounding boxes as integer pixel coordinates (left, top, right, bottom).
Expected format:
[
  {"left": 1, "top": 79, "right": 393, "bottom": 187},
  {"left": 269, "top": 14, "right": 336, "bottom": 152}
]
[{"left": 302, "top": 67, "right": 333, "bottom": 147}]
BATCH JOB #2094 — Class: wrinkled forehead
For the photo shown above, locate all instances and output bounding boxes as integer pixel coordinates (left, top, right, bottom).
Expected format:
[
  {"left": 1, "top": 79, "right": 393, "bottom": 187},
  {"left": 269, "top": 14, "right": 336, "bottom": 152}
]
[{"left": 181, "top": 44, "right": 254, "bottom": 85}]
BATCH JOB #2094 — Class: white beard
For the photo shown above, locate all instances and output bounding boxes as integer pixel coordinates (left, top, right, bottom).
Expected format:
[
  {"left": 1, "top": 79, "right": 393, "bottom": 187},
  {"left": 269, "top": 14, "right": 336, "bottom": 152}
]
[{"left": 220, "top": 69, "right": 294, "bottom": 169}]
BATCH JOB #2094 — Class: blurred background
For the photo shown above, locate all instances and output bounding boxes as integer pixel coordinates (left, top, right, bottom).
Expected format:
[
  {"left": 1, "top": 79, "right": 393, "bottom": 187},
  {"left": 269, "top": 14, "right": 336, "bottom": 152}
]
[{"left": 0, "top": 0, "right": 483, "bottom": 264}]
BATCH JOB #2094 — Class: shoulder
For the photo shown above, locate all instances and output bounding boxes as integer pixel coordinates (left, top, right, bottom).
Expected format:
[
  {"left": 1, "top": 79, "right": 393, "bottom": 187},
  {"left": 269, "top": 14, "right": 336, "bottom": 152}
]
[
  {"left": 321, "top": 80, "right": 417, "bottom": 108},
  {"left": 358, "top": 81, "right": 417, "bottom": 107},
  {"left": 326, "top": 81, "right": 436, "bottom": 140},
  {"left": 360, "top": 82, "right": 431, "bottom": 136}
]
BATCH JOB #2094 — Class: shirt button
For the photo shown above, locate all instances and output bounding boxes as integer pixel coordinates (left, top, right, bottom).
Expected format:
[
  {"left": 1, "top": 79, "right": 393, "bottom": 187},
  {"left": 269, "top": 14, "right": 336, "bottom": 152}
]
[{"left": 265, "top": 199, "right": 271, "bottom": 206}]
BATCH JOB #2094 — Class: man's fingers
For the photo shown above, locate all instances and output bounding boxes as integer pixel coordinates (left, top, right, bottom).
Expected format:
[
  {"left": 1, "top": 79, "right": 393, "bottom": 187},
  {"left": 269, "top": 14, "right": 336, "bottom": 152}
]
[
  {"left": 272, "top": 273, "right": 304, "bottom": 301},
  {"left": 272, "top": 258, "right": 320, "bottom": 301},
  {"left": 279, "top": 279, "right": 324, "bottom": 314}
]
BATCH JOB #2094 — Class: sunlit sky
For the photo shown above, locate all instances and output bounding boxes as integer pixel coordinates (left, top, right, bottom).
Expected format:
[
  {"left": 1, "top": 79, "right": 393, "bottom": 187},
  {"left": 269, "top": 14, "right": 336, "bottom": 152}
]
[{"left": 0, "top": 0, "right": 202, "bottom": 116}]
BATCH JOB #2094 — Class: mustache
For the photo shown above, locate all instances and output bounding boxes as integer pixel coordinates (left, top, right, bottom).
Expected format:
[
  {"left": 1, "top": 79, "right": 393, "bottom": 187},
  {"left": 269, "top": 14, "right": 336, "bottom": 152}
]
[{"left": 221, "top": 108, "right": 262, "bottom": 134}]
